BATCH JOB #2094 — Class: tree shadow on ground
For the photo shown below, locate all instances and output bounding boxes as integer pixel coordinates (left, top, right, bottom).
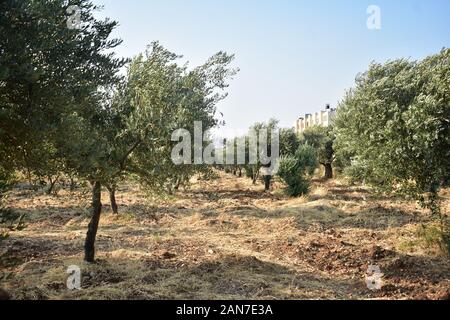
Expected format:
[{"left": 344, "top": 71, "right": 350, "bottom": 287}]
[
  {"left": 4, "top": 231, "right": 448, "bottom": 300},
  {"left": 221, "top": 202, "right": 428, "bottom": 231},
  {"left": 364, "top": 250, "right": 450, "bottom": 299},
  {"left": 188, "top": 189, "right": 278, "bottom": 202},
  {"left": 381, "top": 251, "right": 449, "bottom": 284},
  {"left": 7, "top": 253, "right": 363, "bottom": 300}
]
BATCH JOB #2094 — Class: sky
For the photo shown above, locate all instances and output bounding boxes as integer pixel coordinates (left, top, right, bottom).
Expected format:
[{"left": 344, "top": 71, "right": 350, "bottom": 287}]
[{"left": 91, "top": 0, "right": 450, "bottom": 135}]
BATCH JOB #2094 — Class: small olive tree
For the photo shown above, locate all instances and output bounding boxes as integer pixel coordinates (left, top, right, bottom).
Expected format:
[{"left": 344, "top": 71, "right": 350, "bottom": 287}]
[
  {"left": 74, "top": 43, "right": 237, "bottom": 262},
  {"left": 277, "top": 145, "right": 317, "bottom": 197}
]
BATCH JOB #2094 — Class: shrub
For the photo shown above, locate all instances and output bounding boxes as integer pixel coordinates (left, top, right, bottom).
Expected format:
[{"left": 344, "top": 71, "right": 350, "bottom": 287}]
[
  {"left": 277, "top": 145, "right": 317, "bottom": 197},
  {"left": 0, "top": 168, "right": 16, "bottom": 196}
]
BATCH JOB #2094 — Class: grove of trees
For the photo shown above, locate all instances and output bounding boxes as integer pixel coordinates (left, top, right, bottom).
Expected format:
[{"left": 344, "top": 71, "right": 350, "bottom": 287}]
[
  {"left": 217, "top": 49, "right": 449, "bottom": 253},
  {"left": 0, "top": 0, "right": 237, "bottom": 262},
  {"left": 1, "top": 0, "right": 448, "bottom": 260}
]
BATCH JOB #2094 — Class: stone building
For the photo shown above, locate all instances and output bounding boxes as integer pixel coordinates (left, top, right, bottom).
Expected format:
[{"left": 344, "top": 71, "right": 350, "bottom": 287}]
[{"left": 295, "top": 104, "right": 336, "bottom": 135}]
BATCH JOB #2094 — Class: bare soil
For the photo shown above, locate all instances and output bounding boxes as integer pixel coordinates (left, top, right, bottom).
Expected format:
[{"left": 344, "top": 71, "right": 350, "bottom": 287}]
[{"left": 1, "top": 172, "right": 449, "bottom": 300}]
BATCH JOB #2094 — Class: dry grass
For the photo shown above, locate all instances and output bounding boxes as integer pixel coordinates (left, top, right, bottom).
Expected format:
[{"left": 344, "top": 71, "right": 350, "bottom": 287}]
[{"left": 1, "top": 171, "right": 449, "bottom": 300}]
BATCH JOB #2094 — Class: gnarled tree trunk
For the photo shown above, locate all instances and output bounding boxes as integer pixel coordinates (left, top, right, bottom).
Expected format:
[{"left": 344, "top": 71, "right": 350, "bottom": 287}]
[
  {"left": 324, "top": 163, "right": 333, "bottom": 180},
  {"left": 252, "top": 169, "right": 259, "bottom": 185},
  {"left": 69, "top": 177, "right": 77, "bottom": 192},
  {"left": 46, "top": 175, "right": 59, "bottom": 195},
  {"left": 263, "top": 175, "right": 271, "bottom": 192},
  {"left": 84, "top": 181, "right": 102, "bottom": 263},
  {"left": 107, "top": 184, "right": 118, "bottom": 214}
]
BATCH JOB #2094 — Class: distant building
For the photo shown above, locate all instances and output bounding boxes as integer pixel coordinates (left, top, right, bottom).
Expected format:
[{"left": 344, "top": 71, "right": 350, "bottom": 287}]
[{"left": 295, "top": 104, "right": 336, "bottom": 135}]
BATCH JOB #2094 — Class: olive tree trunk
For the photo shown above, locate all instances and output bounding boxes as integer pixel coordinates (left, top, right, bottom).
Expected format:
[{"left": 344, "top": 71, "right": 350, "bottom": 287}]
[
  {"left": 324, "top": 163, "right": 333, "bottom": 180},
  {"left": 46, "top": 176, "right": 58, "bottom": 194},
  {"left": 252, "top": 169, "right": 259, "bottom": 185},
  {"left": 263, "top": 175, "right": 271, "bottom": 192},
  {"left": 107, "top": 185, "right": 118, "bottom": 214},
  {"left": 84, "top": 181, "right": 102, "bottom": 263}
]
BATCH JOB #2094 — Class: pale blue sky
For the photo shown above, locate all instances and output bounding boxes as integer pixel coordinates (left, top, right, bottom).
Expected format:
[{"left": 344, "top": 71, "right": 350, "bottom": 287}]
[{"left": 92, "top": 0, "right": 450, "bottom": 133}]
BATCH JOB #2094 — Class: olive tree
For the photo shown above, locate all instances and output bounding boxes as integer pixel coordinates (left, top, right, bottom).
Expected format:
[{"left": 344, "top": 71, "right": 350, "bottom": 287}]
[
  {"left": 334, "top": 48, "right": 449, "bottom": 252},
  {"left": 0, "top": 0, "right": 126, "bottom": 189},
  {"left": 277, "top": 145, "right": 317, "bottom": 197},
  {"left": 76, "top": 43, "right": 237, "bottom": 262},
  {"left": 279, "top": 128, "right": 300, "bottom": 157},
  {"left": 301, "top": 126, "right": 335, "bottom": 180},
  {"left": 244, "top": 119, "right": 279, "bottom": 190}
]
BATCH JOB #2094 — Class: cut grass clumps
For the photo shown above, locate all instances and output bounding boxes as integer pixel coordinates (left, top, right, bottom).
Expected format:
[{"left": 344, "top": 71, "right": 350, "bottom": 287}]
[{"left": 2, "top": 170, "right": 450, "bottom": 300}]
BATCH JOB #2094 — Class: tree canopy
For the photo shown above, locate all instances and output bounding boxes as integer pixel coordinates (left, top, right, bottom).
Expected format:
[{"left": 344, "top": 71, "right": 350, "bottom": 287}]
[
  {"left": 301, "top": 126, "right": 335, "bottom": 179},
  {"left": 0, "top": 0, "right": 239, "bottom": 262},
  {"left": 334, "top": 48, "right": 449, "bottom": 250}
]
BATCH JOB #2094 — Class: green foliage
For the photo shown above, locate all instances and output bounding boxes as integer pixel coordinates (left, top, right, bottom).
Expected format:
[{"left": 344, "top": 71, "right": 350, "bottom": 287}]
[
  {"left": 0, "top": 231, "right": 9, "bottom": 241},
  {"left": 0, "top": 167, "right": 16, "bottom": 195},
  {"left": 220, "top": 121, "right": 301, "bottom": 190},
  {"left": 342, "top": 161, "right": 372, "bottom": 185},
  {"left": 0, "top": 0, "right": 127, "bottom": 185},
  {"left": 301, "top": 126, "right": 334, "bottom": 163},
  {"left": 248, "top": 119, "right": 279, "bottom": 188},
  {"left": 0, "top": 208, "right": 26, "bottom": 231},
  {"left": 114, "top": 43, "right": 237, "bottom": 194},
  {"left": 0, "top": 205, "right": 27, "bottom": 243},
  {"left": 0, "top": 0, "right": 240, "bottom": 261},
  {"left": 0, "top": 168, "right": 18, "bottom": 242},
  {"left": 217, "top": 119, "right": 281, "bottom": 187},
  {"left": 278, "top": 145, "right": 317, "bottom": 197},
  {"left": 279, "top": 128, "right": 300, "bottom": 157},
  {"left": 334, "top": 49, "right": 450, "bottom": 250},
  {"left": 418, "top": 223, "right": 450, "bottom": 255},
  {"left": 301, "top": 126, "right": 335, "bottom": 178},
  {"left": 244, "top": 166, "right": 254, "bottom": 179},
  {"left": 334, "top": 48, "right": 450, "bottom": 209}
]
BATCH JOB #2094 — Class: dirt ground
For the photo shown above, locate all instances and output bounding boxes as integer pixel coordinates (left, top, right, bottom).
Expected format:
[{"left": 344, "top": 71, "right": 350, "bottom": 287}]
[{"left": 1, "top": 171, "right": 449, "bottom": 300}]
